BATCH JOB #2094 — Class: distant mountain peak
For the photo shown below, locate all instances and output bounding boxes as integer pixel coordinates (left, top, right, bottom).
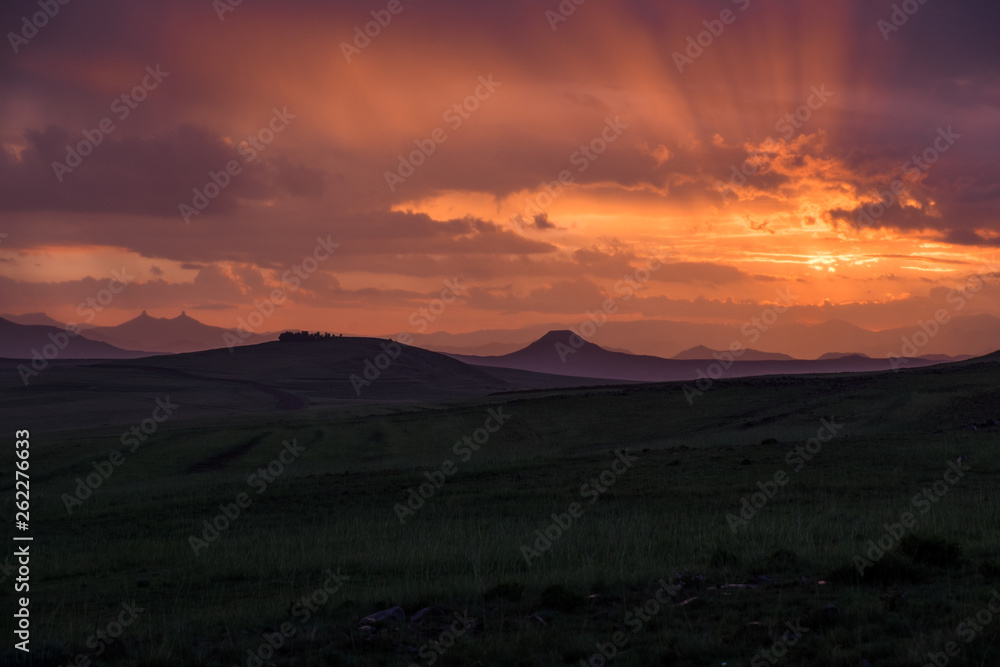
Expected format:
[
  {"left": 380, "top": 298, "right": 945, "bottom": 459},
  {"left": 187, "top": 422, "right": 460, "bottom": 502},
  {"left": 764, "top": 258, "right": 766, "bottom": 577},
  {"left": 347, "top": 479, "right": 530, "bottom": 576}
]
[
  {"left": 529, "top": 330, "right": 605, "bottom": 350},
  {"left": 129, "top": 310, "right": 197, "bottom": 324},
  {"left": 83, "top": 309, "right": 277, "bottom": 354},
  {"left": 817, "top": 352, "right": 871, "bottom": 361},
  {"left": 671, "top": 345, "right": 716, "bottom": 359},
  {"left": 539, "top": 329, "right": 575, "bottom": 338}
]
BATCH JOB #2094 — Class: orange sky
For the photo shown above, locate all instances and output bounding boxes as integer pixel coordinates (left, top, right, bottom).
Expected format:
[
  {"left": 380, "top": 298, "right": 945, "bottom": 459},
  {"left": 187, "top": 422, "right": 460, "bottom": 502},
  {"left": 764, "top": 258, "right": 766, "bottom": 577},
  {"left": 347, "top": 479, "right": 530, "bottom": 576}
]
[{"left": 1, "top": 0, "right": 998, "bottom": 348}]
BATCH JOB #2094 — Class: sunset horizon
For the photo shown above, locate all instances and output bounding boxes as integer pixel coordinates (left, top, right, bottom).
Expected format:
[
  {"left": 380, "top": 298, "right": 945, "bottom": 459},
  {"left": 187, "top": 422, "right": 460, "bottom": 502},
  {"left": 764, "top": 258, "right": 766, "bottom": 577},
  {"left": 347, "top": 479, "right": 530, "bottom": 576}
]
[
  {"left": 2, "top": 0, "right": 999, "bottom": 353},
  {"left": 3, "top": 2, "right": 1000, "bottom": 665}
]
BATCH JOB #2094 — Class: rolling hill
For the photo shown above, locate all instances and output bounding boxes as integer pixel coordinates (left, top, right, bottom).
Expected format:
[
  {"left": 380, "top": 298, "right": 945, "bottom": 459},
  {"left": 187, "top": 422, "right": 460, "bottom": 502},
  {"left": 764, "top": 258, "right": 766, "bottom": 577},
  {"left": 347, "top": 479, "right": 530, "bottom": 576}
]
[
  {"left": 0, "top": 336, "right": 629, "bottom": 433},
  {"left": 0, "top": 317, "right": 153, "bottom": 360},
  {"left": 0, "top": 312, "right": 83, "bottom": 328}
]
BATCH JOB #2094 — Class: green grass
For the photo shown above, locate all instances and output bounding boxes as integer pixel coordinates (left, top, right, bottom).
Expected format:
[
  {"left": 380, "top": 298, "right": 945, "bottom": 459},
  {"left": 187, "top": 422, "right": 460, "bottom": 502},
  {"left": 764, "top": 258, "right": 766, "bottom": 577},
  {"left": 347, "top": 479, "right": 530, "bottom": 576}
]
[{"left": 3, "top": 359, "right": 1000, "bottom": 666}]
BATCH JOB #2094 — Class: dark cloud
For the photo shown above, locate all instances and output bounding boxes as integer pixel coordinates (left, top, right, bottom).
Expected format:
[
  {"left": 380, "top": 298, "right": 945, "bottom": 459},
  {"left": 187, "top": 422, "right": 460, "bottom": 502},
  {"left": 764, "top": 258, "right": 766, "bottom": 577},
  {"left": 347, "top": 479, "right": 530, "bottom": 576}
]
[
  {"left": 651, "top": 262, "right": 750, "bottom": 286},
  {"left": 531, "top": 212, "right": 557, "bottom": 230},
  {"left": 0, "top": 124, "right": 326, "bottom": 217}
]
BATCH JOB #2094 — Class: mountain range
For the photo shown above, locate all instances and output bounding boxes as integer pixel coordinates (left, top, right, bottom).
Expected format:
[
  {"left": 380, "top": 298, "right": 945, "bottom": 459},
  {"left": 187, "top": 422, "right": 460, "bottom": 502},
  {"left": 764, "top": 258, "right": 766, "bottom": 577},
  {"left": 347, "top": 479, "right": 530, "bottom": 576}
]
[
  {"left": 671, "top": 345, "right": 795, "bottom": 361},
  {"left": 2, "top": 319, "right": 996, "bottom": 432},
  {"left": 83, "top": 311, "right": 276, "bottom": 353},
  {"left": 0, "top": 336, "right": 629, "bottom": 431},
  {"left": 0, "top": 310, "right": 990, "bottom": 372},
  {"left": 446, "top": 330, "right": 954, "bottom": 383},
  {"left": 0, "top": 311, "right": 276, "bottom": 358},
  {"left": 403, "top": 315, "right": 999, "bottom": 360}
]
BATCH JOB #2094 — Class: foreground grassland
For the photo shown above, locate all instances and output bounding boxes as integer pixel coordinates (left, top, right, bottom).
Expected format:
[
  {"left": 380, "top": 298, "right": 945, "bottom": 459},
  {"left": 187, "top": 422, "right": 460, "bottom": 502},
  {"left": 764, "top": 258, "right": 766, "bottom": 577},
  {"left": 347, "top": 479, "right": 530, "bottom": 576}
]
[{"left": 3, "top": 356, "right": 1000, "bottom": 666}]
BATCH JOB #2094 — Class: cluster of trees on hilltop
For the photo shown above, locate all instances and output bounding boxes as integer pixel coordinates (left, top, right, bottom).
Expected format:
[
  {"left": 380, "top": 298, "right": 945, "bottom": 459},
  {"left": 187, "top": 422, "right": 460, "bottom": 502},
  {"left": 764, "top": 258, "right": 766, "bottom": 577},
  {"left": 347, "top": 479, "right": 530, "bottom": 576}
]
[{"left": 278, "top": 331, "right": 341, "bottom": 342}]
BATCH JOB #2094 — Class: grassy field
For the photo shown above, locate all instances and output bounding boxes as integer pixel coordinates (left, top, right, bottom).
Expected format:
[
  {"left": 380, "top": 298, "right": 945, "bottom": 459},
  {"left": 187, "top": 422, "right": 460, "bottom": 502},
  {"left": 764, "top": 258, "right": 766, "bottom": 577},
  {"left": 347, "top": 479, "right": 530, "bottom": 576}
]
[{"left": 3, "top": 354, "right": 1000, "bottom": 666}]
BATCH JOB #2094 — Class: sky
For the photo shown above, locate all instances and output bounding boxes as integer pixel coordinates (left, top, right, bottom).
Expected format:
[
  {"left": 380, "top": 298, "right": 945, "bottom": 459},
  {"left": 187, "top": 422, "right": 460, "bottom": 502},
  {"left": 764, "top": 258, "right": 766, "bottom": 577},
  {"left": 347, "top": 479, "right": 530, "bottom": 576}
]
[{"left": 1, "top": 0, "right": 999, "bottom": 346}]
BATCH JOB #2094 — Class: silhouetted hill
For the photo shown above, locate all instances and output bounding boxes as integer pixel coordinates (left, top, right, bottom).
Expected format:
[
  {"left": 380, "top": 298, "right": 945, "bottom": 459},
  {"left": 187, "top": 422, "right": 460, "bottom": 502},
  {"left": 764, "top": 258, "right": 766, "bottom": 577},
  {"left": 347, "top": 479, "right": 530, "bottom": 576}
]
[
  {"left": 448, "top": 330, "right": 949, "bottom": 382},
  {"left": 0, "top": 336, "right": 631, "bottom": 432},
  {"left": 408, "top": 314, "right": 1000, "bottom": 359},
  {"left": 0, "top": 317, "right": 151, "bottom": 360},
  {"left": 1, "top": 312, "right": 78, "bottom": 328},
  {"left": 3, "top": 330, "right": 997, "bottom": 434},
  {"left": 916, "top": 353, "right": 973, "bottom": 362}
]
